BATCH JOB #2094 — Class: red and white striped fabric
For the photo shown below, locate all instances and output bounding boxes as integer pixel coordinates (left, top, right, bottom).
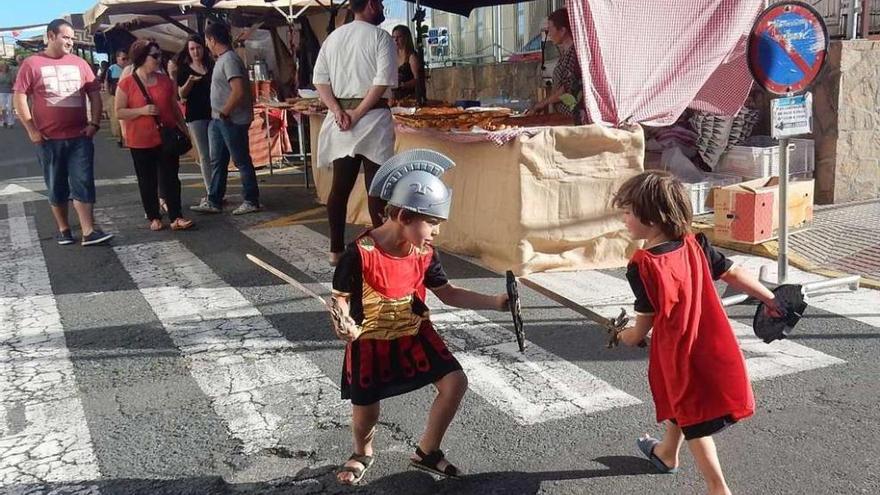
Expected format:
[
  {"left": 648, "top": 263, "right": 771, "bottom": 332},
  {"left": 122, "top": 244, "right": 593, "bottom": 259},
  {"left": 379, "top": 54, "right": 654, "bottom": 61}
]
[{"left": 567, "top": 0, "right": 763, "bottom": 127}]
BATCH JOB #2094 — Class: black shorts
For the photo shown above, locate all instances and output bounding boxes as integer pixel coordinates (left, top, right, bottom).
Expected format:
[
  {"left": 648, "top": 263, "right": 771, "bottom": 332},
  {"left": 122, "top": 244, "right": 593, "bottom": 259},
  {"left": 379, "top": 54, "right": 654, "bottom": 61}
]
[{"left": 671, "top": 415, "right": 737, "bottom": 440}]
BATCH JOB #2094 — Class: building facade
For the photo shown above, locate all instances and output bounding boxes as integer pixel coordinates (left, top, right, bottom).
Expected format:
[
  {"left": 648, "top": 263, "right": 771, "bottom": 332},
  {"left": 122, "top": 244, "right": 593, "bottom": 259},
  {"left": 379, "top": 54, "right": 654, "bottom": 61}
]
[{"left": 383, "top": 0, "right": 565, "bottom": 65}]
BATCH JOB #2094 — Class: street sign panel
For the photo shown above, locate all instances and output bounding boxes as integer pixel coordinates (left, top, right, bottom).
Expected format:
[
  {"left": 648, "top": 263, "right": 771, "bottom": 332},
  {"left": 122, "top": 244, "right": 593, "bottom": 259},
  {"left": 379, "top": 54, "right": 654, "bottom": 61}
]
[
  {"left": 747, "top": 1, "right": 829, "bottom": 95},
  {"left": 427, "top": 27, "right": 448, "bottom": 46},
  {"left": 771, "top": 93, "right": 813, "bottom": 138}
]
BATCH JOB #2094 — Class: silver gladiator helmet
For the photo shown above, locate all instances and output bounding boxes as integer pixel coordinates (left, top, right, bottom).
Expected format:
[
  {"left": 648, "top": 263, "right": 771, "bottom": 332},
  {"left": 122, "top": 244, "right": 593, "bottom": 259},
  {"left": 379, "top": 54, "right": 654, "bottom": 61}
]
[{"left": 368, "top": 149, "right": 455, "bottom": 220}]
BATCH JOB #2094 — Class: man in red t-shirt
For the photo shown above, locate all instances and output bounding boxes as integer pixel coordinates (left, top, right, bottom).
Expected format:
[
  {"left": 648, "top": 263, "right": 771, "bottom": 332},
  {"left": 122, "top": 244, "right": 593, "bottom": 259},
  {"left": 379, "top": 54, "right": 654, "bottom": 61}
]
[{"left": 13, "top": 19, "right": 113, "bottom": 246}]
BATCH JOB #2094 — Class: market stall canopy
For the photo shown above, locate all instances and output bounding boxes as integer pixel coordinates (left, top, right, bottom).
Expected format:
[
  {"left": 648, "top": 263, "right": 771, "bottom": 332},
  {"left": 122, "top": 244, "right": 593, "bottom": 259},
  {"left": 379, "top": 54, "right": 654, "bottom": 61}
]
[
  {"left": 569, "top": 0, "right": 764, "bottom": 127},
  {"left": 85, "top": 1, "right": 193, "bottom": 30},
  {"left": 97, "top": 17, "right": 196, "bottom": 54},
  {"left": 85, "top": 0, "right": 334, "bottom": 31},
  {"left": 0, "top": 23, "right": 49, "bottom": 32},
  {"left": 402, "top": 0, "right": 528, "bottom": 17},
  {"left": 16, "top": 33, "right": 96, "bottom": 51}
]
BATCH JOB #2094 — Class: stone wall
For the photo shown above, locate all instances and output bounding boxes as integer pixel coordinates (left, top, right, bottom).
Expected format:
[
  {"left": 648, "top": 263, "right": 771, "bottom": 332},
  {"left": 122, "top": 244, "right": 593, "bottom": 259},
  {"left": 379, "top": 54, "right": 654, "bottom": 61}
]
[
  {"left": 812, "top": 40, "right": 880, "bottom": 204},
  {"left": 426, "top": 61, "right": 545, "bottom": 104}
]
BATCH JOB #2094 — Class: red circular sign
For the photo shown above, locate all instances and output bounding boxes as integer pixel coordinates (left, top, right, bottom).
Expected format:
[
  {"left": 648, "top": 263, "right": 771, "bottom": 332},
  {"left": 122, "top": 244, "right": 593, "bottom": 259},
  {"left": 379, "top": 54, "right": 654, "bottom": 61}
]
[{"left": 747, "top": 1, "right": 829, "bottom": 95}]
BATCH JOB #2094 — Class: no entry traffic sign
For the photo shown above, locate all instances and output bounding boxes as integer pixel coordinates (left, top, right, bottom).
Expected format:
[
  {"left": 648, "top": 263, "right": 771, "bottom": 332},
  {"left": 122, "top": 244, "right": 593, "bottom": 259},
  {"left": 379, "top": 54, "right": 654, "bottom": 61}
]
[{"left": 747, "top": 1, "right": 829, "bottom": 95}]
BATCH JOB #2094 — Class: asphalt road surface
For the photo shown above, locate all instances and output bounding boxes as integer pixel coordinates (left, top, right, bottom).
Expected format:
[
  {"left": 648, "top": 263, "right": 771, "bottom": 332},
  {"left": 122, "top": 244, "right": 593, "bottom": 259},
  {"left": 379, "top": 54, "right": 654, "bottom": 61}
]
[{"left": 1, "top": 125, "right": 878, "bottom": 495}]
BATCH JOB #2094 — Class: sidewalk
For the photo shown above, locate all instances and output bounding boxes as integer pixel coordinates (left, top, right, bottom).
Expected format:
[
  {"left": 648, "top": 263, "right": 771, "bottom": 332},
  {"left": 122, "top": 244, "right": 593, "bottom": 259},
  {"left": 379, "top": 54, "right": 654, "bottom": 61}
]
[
  {"left": 788, "top": 199, "right": 880, "bottom": 286},
  {"left": 696, "top": 199, "right": 880, "bottom": 289}
]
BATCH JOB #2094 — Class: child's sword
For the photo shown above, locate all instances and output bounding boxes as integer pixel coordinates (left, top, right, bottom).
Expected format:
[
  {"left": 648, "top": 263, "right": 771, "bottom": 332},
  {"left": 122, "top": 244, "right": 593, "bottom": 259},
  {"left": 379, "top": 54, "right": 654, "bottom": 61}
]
[
  {"left": 518, "top": 278, "right": 631, "bottom": 348},
  {"left": 245, "top": 253, "right": 348, "bottom": 334}
]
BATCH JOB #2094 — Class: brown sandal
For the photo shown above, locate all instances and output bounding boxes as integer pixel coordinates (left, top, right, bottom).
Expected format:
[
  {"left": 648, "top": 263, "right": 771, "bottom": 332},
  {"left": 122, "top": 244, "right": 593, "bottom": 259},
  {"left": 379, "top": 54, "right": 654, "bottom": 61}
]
[
  {"left": 170, "top": 218, "right": 194, "bottom": 231},
  {"left": 337, "top": 453, "right": 374, "bottom": 485},
  {"left": 149, "top": 219, "right": 164, "bottom": 231}
]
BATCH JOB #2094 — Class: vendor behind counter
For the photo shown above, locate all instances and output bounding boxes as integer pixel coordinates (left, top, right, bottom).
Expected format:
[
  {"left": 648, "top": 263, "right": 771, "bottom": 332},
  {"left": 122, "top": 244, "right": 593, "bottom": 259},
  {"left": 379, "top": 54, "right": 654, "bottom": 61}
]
[
  {"left": 391, "top": 25, "right": 421, "bottom": 101},
  {"left": 528, "top": 8, "right": 584, "bottom": 124}
]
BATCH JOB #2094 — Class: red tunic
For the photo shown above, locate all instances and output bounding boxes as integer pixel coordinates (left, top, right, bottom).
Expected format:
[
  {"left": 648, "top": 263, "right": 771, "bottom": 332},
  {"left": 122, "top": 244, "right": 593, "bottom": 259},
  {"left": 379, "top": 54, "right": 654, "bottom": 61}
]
[
  {"left": 632, "top": 233, "right": 754, "bottom": 427},
  {"left": 332, "top": 231, "right": 461, "bottom": 406}
]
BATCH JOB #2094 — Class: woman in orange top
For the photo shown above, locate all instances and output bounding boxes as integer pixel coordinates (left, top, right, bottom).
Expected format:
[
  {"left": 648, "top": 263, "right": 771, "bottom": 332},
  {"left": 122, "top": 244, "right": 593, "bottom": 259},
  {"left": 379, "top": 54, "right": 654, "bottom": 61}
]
[{"left": 116, "top": 40, "right": 193, "bottom": 231}]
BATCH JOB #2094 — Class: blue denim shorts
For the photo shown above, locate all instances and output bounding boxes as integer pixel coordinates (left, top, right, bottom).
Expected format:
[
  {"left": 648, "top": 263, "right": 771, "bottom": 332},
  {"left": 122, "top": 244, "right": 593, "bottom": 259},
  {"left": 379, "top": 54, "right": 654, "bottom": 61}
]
[{"left": 36, "top": 137, "right": 96, "bottom": 205}]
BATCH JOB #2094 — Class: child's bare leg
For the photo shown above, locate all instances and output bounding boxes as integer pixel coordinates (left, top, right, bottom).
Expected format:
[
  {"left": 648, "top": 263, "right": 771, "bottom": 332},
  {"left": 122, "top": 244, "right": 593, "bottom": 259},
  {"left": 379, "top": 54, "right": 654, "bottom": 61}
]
[
  {"left": 337, "top": 402, "right": 380, "bottom": 484},
  {"left": 687, "top": 436, "right": 731, "bottom": 495},
  {"left": 653, "top": 421, "right": 685, "bottom": 469},
  {"left": 416, "top": 370, "right": 468, "bottom": 455}
]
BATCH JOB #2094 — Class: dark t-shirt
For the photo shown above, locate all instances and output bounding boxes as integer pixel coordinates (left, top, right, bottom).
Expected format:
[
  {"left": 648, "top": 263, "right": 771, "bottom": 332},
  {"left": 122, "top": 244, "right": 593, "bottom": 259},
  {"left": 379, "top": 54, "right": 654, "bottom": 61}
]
[
  {"left": 332, "top": 241, "right": 449, "bottom": 325},
  {"left": 176, "top": 63, "right": 212, "bottom": 122},
  {"left": 626, "top": 233, "right": 733, "bottom": 314}
]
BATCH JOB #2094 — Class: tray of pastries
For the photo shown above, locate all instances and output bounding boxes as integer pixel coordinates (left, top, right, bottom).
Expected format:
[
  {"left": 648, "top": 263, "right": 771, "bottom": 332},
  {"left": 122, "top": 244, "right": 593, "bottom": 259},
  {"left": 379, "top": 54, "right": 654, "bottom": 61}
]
[
  {"left": 481, "top": 113, "right": 575, "bottom": 130},
  {"left": 393, "top": 108, "right": 515, "bottom": 131},
  {"left": 284, "top": 98, "right": 327, "bottom": 113},
  {"left": 394, "top": 109, "right": 575, "bottom": 132}
]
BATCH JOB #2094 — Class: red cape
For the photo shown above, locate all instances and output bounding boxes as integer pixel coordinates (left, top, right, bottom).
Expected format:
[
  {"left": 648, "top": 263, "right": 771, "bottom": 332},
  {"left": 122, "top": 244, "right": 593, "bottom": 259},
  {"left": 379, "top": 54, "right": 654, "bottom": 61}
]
[{"left": 633, "top": 234, "right": 754, "bottom": 427}]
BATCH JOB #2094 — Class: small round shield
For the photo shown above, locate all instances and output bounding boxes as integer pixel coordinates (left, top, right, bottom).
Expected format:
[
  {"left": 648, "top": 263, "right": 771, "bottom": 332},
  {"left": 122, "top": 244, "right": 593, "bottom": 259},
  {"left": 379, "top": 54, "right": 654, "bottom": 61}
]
[{"left": 753, "top": 284, "right": 807, "bottom": 343}]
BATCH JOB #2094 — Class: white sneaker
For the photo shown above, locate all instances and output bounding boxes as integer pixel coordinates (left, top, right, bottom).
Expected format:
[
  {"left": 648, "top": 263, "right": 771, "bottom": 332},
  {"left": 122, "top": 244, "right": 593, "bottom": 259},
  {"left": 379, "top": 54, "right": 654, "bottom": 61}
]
[
  {"left": 232, "top": 201, "right": 262, "bottom": 215},
  {"left": 190, "top": 198, "right": 221, "bottom": 214}
]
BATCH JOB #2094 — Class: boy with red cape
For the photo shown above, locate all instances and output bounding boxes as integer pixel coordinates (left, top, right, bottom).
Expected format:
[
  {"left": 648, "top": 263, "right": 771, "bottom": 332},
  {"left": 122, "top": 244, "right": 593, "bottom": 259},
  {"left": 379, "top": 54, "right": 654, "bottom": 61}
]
[{"left": 610, "top": 171, "right": 782, "bottom": 495}]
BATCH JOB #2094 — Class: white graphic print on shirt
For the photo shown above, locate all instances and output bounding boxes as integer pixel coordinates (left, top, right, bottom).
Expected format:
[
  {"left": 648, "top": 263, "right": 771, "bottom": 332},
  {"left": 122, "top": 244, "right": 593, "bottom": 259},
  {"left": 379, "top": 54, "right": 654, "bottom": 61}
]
[{"left": 39, "top": 65, "right": 83, "bottom": 107}]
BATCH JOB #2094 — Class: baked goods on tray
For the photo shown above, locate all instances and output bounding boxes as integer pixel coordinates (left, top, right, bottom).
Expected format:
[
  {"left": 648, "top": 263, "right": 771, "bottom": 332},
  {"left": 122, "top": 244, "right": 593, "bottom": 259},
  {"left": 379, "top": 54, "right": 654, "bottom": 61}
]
[{"left": 394, "top": 110, "right": 574, "bottom": 131}]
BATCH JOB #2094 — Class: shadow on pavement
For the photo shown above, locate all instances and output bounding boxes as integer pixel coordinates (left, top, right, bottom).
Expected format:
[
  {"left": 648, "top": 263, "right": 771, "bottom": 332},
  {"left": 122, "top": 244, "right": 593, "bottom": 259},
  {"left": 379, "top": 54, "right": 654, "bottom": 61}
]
[
  {"left": 362, "top": 455, "right": 658, "bottom": 494},
  {"left": 3, "top": 456, "right": 657, "bottom": 495}
]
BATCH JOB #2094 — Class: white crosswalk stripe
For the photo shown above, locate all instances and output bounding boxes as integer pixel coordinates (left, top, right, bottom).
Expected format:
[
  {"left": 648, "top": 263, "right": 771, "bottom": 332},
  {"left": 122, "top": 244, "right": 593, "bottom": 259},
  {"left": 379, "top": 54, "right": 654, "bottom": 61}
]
[
  {"left": 113, "top": 240, "right": 347, "bottom": 455},
  {"left": 0, "top": 202, "right": 102, "bottom": 491},
  {"left": 526, "top": 266, "right": 846, "bottom": 380},
  {"left": 243, "top": 226, "right": 642, "bottom": 426}
]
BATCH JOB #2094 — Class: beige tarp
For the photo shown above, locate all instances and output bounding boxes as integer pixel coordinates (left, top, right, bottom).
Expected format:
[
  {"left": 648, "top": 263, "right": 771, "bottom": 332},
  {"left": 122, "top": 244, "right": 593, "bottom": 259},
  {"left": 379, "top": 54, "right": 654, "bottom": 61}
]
[
  {"left": 85, "top": 1, "right": 193, "bottom": 30},
  {"left": 311, "top": 115, "right": 645, "bottom": 275}
]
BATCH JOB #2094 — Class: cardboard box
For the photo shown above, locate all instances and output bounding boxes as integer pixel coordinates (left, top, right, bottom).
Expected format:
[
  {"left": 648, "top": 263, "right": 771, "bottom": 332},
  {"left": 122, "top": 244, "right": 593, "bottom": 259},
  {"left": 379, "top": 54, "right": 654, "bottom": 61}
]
[{"left": 713, "top": 177, "right": 814, "bottom": 244}]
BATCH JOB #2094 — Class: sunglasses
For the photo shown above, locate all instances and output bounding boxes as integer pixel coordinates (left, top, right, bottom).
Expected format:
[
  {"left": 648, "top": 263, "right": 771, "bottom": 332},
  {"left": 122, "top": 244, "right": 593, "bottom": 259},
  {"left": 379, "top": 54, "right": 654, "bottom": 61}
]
[{"left": 148, "top": 52, "right": 162, "bottom": 59}]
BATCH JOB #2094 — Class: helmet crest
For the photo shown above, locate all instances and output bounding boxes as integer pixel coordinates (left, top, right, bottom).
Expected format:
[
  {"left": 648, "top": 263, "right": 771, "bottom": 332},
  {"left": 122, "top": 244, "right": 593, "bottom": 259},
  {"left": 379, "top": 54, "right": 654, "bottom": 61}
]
[{"left": 368, "top": 149, "right": 455, "bottom": 220}]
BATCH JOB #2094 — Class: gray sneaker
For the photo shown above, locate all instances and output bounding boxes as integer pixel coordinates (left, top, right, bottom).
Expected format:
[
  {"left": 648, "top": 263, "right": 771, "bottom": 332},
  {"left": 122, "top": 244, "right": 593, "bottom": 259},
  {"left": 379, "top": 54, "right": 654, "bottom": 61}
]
[
  {"left": 232, "top": 201, "right": 262, "bottom": 215},
  {"left": 190, "top": 198, "right": 221, "bottom": 214}
]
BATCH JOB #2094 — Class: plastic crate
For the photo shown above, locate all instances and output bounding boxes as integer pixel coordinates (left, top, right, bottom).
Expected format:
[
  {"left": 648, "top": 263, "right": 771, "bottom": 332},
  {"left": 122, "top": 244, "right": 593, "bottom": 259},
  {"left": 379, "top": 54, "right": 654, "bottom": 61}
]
[
  {"left": 683, "top": 173, "right": 741, "bottom": 215},
  {"left": 788, "top": 138, "right": 815, "bottom": 178},
  {"left": 717, "top": 138, "right": 814, "bottom": 178}
]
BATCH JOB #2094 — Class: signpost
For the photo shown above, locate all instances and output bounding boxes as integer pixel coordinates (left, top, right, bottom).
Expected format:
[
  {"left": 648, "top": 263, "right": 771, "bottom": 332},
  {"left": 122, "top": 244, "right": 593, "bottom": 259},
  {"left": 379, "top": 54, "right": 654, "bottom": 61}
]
[{"left": 745, "top": 1, "right": 859, "bottom": 293}]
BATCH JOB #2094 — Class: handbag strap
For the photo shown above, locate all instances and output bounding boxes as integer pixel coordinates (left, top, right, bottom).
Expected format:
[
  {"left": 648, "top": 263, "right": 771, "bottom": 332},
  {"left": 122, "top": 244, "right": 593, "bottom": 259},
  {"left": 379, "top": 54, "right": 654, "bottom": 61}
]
[{"left": 132, "top": 72, "right": 163, "bottom": 129}]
